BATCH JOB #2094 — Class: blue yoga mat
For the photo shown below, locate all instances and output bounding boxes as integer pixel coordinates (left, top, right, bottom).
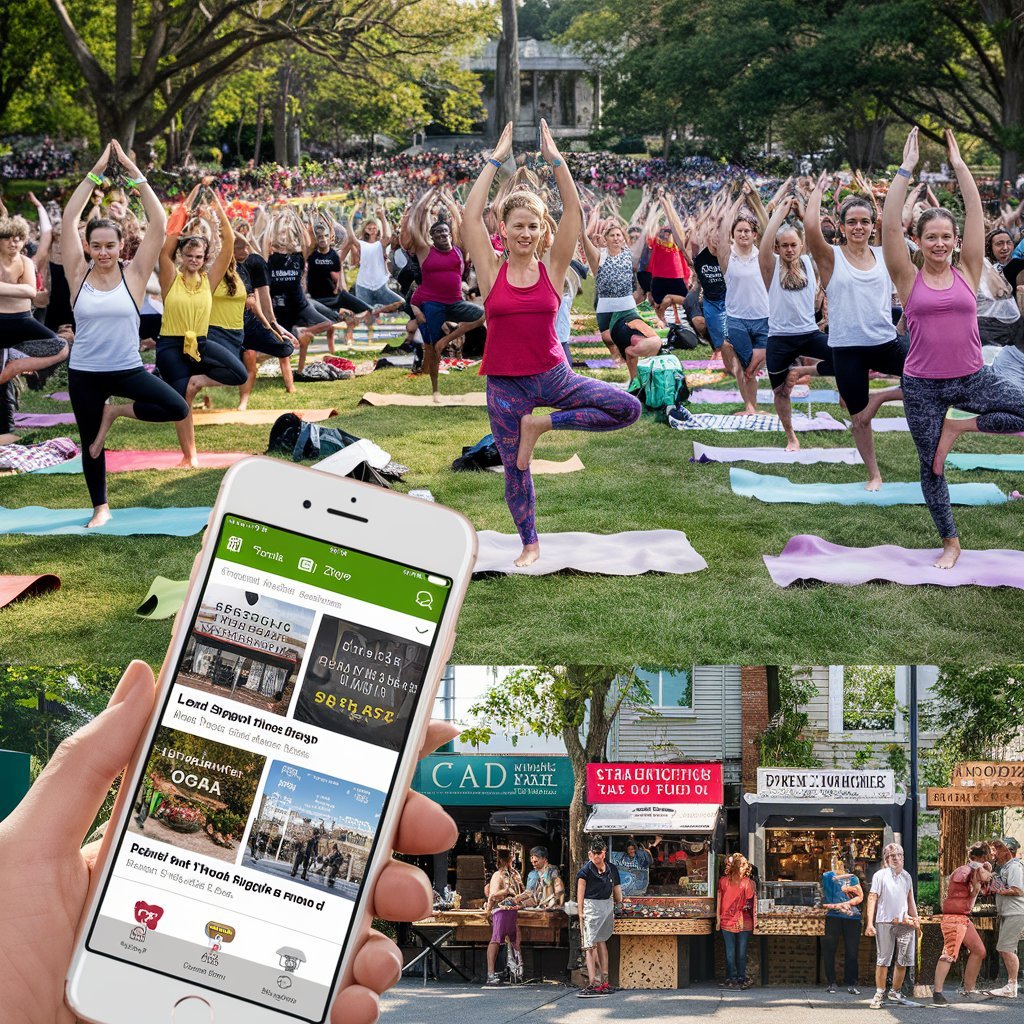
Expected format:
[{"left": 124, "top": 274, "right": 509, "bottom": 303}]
[
  {"left": 729, "top": 467, "right": 1007, "bottom": 506},
  {"left": 946, "top": 453, "right": 1024, "bottom": 472},
  {"left": 0, "top": 505, "right": 211, "bottom": 535},
  {"left": 32, "top": 456, "right": 82, "bottom": 474}
]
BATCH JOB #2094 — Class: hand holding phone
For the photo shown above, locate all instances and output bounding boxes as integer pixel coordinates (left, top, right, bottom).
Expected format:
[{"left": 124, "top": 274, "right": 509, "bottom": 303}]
[{"left": 53, "top": 458, "right": 475, "bottom": 1024}]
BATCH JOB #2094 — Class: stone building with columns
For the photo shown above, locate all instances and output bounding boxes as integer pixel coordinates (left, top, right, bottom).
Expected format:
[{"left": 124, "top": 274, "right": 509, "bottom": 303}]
[{"left": 464, "top": 38, "right": 601, "bottom": 143}]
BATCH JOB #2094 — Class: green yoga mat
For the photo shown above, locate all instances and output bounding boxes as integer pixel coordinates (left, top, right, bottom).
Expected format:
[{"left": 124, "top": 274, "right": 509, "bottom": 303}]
[
  {"left": 946, "top": 453, "right": 1024, "bottom": 472},
  {"left": 729, "top": 468, "right": 1007, "bottom": 506},
  {"left": 136, "top": 577, "right": 189, "bottom": 619}
]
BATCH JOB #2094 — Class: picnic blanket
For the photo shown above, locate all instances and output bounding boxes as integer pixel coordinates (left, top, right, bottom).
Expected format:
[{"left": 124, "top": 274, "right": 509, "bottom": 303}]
[
  {"left": 0, "top": 437, "right": 78, "bottom": 472},
  {"left": 669, "top": 409, "right": 847, "bottom": 433}
]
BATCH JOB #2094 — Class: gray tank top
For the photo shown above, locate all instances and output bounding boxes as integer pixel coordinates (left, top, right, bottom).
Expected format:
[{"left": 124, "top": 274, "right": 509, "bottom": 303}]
[{"left": 70, "top": 270, "right": 142, "bottom": 372}]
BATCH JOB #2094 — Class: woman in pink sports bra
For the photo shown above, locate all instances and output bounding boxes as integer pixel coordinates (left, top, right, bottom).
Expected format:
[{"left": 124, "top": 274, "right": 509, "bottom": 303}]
[
  {"left": 883, "top": 127, "right": 1024, "bottom": 569},
  {"left": 462, "top": 120, "right": 641, "bottom": 567}
]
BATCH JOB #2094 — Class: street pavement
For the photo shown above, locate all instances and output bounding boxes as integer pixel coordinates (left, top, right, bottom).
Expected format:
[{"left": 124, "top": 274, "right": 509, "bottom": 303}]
[{"left": 380, "top": 979, "right": 1022, "bottom": 1024}]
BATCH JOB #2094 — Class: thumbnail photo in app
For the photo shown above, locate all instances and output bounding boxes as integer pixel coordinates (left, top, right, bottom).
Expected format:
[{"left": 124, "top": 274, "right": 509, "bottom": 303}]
[
  {"left": 246, "top": 762, "right": 386, "bottom": 900},
  {"left": 293, "top": 615, "right": 430, "bottom": 751},
  {"left": 176, "top": 582, "right": 316, "bottom": 717},
  {"left": 128, "top": 726, "right": 266, "bottom": 863}
]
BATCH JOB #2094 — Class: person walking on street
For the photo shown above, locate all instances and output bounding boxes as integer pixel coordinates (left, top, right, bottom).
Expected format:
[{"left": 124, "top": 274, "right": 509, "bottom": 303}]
[
  {"left": 576, "top": 839, "right": 622, "bottom": 998},
  {"left": 865, "top": 843, "right": 922, "bottom": 1008}
]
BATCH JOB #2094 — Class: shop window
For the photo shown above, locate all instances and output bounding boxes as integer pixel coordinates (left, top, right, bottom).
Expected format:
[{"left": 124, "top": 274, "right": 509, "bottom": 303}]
[{"left": 635, "top": 669, "right": 692, "bottom": 712}]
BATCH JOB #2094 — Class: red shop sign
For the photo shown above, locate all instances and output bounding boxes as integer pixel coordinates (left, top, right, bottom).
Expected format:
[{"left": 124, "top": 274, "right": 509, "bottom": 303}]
[{"left": 586, "top": 762, "right": 724, "bottom": 804}]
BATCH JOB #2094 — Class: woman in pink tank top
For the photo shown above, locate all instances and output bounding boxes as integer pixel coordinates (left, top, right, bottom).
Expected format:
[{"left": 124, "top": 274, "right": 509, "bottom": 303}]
[
  {"left": 883, "top": 127, "right": 1024, "bottom": 568},
  {"left": 462, "top": 120, "right": 641, "bottom": 567}
]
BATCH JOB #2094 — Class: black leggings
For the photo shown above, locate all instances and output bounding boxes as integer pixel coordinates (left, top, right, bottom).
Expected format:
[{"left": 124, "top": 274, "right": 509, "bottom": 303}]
[
  {"left": 766, "top": 330, "right": 834, "bottom": 390},
  {"left": 68, "top": 366, "right": 190, "bottom": 506},
  {"left": 243, "top": 311, "right": 295, "bottom": 358},
  {"left": 0, "top": 311, "right": 67, "bottom": 358},
  {"left": 831, "top": 337, "right": 909, "bottom": 415},
  {"left": 822, "top": 915, "right": 861, "bottom": 986},
  {"left": 311, "top": 290, "right": 371, "bottom": 315},
  {"left": 156, "top": 334, "right": 247, "bottom": 397}
]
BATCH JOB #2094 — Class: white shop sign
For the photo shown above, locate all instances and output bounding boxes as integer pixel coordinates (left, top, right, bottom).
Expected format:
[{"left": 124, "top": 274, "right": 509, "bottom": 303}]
[{"left": 756, "top": 769, "right": 896, "bottom": 803}]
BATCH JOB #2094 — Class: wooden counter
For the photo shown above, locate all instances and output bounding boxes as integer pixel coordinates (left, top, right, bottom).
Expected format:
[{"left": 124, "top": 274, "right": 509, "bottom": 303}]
[
  {"left": 416, "top": 909, "right": 567, "bottom": 944},
  {"left": 754, "top": 911, "right": 826, "bottom": 936},
  {"left": 614, "top": 917, "right": 714, "bottom": 935}
]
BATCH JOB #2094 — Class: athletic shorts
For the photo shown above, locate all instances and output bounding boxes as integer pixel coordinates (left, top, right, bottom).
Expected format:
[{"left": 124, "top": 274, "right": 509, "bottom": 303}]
[
  {"left": 726, "top": 315, "right": 769, "bottom": 369},
  {"left": 996, "top": 913, "right": 1024, "bottom": 953},
  {"left": 636, "top": 270, "right": 652, "bottom": 295},
  {"left": 766, "top": 330, "right": 834, "bottom": 390},
  {"left": 490, "top": 907, "right": 517, "bottom": 945},
  {"left": 651, "top": 276, "right": 688, "bottom": 304},
  {"left": 702, "top": 296, "right": 727, "bottom": 349},
  {"left": 355, "top": 282, "right": 405, "bottom": 308},
  {"left": 874, "top": 922, "right": 916, "bottom": 967},
  {"left": 243, "top": 311, "right": 294, "bottom": 358},
  {"left": 831, "top": 336, "right": 908, "bottom": 416},
  {"left": 139, "top": 312, "right": 162, "bottom": 341}
]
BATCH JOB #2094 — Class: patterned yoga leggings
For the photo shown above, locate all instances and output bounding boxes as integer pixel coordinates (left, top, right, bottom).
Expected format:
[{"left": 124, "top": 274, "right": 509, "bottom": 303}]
[
  {"left": 902, "top": 367, "right": 1024, "bottom": 539},
  {"left": 486, "top": 361, "right": 641, "bottom": 544}
]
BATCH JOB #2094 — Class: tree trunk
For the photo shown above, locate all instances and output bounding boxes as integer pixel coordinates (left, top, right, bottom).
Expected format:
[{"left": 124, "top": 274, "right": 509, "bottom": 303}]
[
  {"left": 273, "top": 64, "right": 292, "bottom": 165},
  {"left": 844, "top": 114, "right": 889, "bottom": 173},
  {"left": 494, "top": 0, "right": 519, "bottom": 141},
  {"left": 663, "top": 126, "right": 672, "bottom": 160},
  {"left": 992, "top": 2, "right": 1024, "bottom": 183},
  {"left": 289, "top": 122, "right": 301, "bottom": 166}
]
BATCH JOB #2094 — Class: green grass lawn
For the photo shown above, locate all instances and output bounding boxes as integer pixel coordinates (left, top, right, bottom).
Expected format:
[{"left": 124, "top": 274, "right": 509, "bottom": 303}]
[{"left": 3, "top": 342, "right": 1023, "bottom": 669}]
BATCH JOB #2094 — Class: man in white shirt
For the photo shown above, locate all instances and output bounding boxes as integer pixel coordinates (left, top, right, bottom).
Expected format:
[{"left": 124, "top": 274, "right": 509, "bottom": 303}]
[
  {"left": 990, "top": 836, "right": 1024, "bottom": 998},
  {"left": 865, "top": 842, "right": 921, "bottom": 1008}
]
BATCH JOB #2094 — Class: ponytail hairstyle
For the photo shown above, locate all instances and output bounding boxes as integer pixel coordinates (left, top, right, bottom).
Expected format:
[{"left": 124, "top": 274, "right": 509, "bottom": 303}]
[
  {"left": 500, "top": 188, "right": 555, "bottom": 257},
  {"left": 223, "top": 255, "right": 239, "bottom": 297},
  {"left": 776, "top": 225, "right": 809, "bottom": 291}
]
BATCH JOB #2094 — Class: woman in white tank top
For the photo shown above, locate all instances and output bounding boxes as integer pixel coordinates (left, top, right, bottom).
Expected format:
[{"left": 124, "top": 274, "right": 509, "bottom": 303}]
[
  {"left": 718, "top": 190, "right": 770, "bottom": 414},
  {"left": 759, "top": 197, "right": 834, "bottom": 451},
  {"left": 806, "top": 175, "right": 905, "bottom": 489},
  {"left": 61, "top": 141, "right": 189, "bottom": 528}
]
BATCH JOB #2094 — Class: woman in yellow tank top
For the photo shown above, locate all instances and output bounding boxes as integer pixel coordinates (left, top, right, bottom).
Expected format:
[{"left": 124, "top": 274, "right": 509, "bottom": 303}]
[{"left": 157, "top": 185, "right": 247, "bottom": 465}]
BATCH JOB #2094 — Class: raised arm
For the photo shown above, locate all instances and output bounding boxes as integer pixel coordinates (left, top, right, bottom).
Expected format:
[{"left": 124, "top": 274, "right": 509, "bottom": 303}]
[
  {"left": 0, "top": 254, "right": 37, "bottom": 298},
  {"left": 946, "top": 129, "right": 983, "bottom": 291},
  {"left": 804, "top": 171, "right": 835, "bottom": 285},
  {"left": 61, "top": 142, "right": 113, "bottom": 288},
  {"left": 27, "top": 193, "right": 52, "bottom": 268},
  {"left": 159, "top": 186, "right": 199, "bottom": 296},
  {"left": 541, "top": 119, "right": 580, "bottom": 295},
  {"left": 580, "top": 226, "right": 601, "bottom": 276},
  {"left": 759, "top": 197, "right": 793, "bottom": 289},
  {"left": 110, "top": 141, "right": 167, "bottom": 299},
  {"left": 462, "top": 120, "right": 512, "bottom": 298},
  {"left": 206, "top": 189, "right": 235, "bottom": 292},
  {"left": 743, "top": 177, "right": 769, "bottom": 234},
  {"left": 882, "top": 127, "right": 919, "bottom": 303},
  {"left": 717, "top": 194, "right": 742, "bottom": 276},
  {"left": 662, "top": 193, "right": 687, "bottom": 250},
  {"left": 378, "top": 205, "right": 392, "bottom": 249}
]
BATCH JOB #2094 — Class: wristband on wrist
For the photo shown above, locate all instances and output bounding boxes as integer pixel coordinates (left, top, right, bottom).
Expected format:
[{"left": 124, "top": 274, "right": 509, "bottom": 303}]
[
  {"left": 552, "top": 158, "right": 563, "bottom": 167},
  {"left": 87, "top": 172, "right": 104, "bottom": 186},
  {"left": 896, "top": 168, "right": 912, "bottom": 178},
  {"left": 128, "top": 176, "right": 147, "bottom": 187},
  {"left": 488, "top": 157, "right": 502, "bottom": 169}
]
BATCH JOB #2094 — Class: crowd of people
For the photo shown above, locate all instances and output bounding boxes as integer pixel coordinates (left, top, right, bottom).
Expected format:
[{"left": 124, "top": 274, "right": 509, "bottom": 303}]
[{"left": 4, "top": 122, "right": 1024, "bottom": 565}]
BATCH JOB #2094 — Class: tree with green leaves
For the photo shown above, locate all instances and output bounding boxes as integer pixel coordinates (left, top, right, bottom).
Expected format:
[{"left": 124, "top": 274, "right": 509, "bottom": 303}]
[{"left": 460, "top": 665, "right": 653, "bottom": 874}]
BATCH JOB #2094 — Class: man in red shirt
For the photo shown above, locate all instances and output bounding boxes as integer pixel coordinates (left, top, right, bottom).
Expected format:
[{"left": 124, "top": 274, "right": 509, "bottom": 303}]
[{"left": 932, "top": 842, "right": 995, "bottom": 1004}]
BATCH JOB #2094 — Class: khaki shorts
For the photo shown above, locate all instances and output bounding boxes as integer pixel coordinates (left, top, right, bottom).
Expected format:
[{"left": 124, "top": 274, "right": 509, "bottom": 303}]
[
  {"left": 996, "top": 914, "right": 1024, "bottom": 953},
  {"left": 875, "top": 922, "right": 916, "bottom": 967}
]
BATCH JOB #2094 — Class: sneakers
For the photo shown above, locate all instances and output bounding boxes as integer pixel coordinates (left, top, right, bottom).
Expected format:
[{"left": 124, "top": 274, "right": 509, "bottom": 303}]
[
  {"left": 577, "top": 986, "right": 599, "bottom": 999},
  {"left": 869, "top": 991, "right": 885, "bottom": 1009},
  {"left": 827, "top": 983, "right": 838, "bottom": 994},
  {"left": 848, "top": 986, "right": 861, "bottom": 996},
  {"left": 485, "top": 973, "right": 502, "bottom": 987},
  {"left": 932, "top": 992, "right": 948, "bottom": 1005},
  {"left": 593, "top": 983, "right": 613, "bottom": 994},
  {"left": 989, "top": 983, "right": 1018, "bottom": 998},
  {"left": 887, "top": 991, "right": 922, "bottom": 1007}
]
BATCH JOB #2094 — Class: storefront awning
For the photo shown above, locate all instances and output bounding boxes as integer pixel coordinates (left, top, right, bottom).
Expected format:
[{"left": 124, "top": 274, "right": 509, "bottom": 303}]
[{"left": 585, "top": 803, "right": 721, "bottom": 834}]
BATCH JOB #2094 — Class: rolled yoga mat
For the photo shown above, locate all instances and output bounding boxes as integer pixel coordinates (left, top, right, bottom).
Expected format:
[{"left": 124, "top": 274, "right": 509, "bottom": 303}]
[
  {"left": 488, "top": 455, "right": 585, "bottom": 475},
  {"left": 692, "top": 441, "right": 864, "bottom": 465},
  {"left": 136, "top": 576, "right": 189, "bottom": 619},
  {"left": 689, "top": 388, "right": 842, "bottom": 405},
  {"left": 33, "top": 450, "right": 251, "bottom": 474},
  {"left": 474, "top": 529, "right": 708, "bottom": 576},
  {"left": 0, "top": 573, "right": 61, "bottom": 608},
  {"left": 359, "top": 392, "right": 488, "bottom": 407},
  {"left": 764, "top": 534, "right": 1024, "bottom": 589},
  {"left": 729, "top": 467, "right": 1007, "bottom": 506},
  {"left": 0, "top": 505, "right": 210, "bottom": 536},
  {"left": 946, "top": 453, "right": 1024, "bottom": 472}
]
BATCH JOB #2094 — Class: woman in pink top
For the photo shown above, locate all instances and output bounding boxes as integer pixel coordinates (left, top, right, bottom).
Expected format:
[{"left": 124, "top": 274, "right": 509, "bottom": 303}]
[
  {"left": 463, "top": 120, "right": 641, "bottom": 567},
  {"left": 716, "top": 853, "right": 757, "bottom": 989},
  {"left": 883, "top": 127, "right": 1024, "bottom": 568}
]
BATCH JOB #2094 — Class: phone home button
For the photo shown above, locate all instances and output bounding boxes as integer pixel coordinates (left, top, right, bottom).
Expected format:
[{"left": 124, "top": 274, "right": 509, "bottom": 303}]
[{"left": 171, "top": 995, "right": 215, "bottom": 1024}]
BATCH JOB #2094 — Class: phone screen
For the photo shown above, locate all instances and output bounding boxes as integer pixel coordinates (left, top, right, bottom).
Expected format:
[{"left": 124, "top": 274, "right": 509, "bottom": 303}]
[{"left": 86, "top": 514, "right": 453, "bottom": 1021}]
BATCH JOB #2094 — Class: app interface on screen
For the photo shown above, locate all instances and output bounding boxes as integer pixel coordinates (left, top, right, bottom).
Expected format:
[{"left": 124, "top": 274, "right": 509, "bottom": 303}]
[{"left": 88, "top": 515, "right": 451, "bottom": 1021}]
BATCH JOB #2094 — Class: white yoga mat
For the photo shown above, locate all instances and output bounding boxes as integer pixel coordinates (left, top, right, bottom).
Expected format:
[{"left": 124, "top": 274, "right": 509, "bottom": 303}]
[
  {"left": 474, "top": 529, "right": 708, "bottom": 576},
  {"left": 692, "top": 442, "right": 864, "bottom": 465}
]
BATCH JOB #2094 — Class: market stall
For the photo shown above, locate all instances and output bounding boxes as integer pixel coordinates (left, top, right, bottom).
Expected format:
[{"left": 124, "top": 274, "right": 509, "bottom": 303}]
[
  {"left": 741, "top": 768, "right": 909, "bottom": 986},
  {"left": 406, "top": 753, "right": 575, "bottom": 980},
  {"left": 585, "top": 762, "right": 725, "bottom": 989}
]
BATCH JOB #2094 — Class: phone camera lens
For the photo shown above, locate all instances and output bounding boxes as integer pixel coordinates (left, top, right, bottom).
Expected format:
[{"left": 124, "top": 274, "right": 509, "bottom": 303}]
[
  {"left": 302, "top": 500, "right": 312, "bottom": 509},
  {"left": 350, "top": 497, "right": 357, "bottom": 504}
]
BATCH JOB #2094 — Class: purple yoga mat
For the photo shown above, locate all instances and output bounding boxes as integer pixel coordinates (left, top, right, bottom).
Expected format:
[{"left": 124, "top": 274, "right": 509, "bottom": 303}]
[
  {"left": 48, "top": 391, "right": 71, "bottom": 402},
  {"left": 765, "top": 534, "right": 1024, "bottom": 589},
  {"left": 14, "top": 412, "right": 76, "bottom": 427},
  {"left": 682, "top": 359, "right": 727, "bottom": 370},
  {"left": 585, "top": 359, "right": 617, "bottom": 369}
]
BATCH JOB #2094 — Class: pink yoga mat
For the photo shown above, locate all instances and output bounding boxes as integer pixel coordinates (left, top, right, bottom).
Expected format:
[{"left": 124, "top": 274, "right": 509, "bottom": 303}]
[
  {"left": 0, "top": 573, "right": 61, "bottom": 608},
  {"left": 765, "top": 534, "right": 1024, "bottom": 589},
  {"left": 106, "top": 450, "right": 250, "bottom": 471}
]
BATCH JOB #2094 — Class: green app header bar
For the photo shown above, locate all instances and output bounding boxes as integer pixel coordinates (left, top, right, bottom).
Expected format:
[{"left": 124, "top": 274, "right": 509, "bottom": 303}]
[{"left": 215, "top": 515, "right": 448, "bottom": 623}]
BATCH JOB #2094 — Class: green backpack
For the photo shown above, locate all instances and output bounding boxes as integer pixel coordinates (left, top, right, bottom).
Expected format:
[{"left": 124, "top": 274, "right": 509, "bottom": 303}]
[{"left": 628, "top": 354, "right": 689, "bottom": 419}]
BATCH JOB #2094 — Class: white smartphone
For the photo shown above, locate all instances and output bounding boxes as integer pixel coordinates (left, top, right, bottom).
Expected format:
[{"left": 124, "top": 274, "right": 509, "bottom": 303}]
[{"left": 66, "top": 457, "right": 476, "bottom": 1024}]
